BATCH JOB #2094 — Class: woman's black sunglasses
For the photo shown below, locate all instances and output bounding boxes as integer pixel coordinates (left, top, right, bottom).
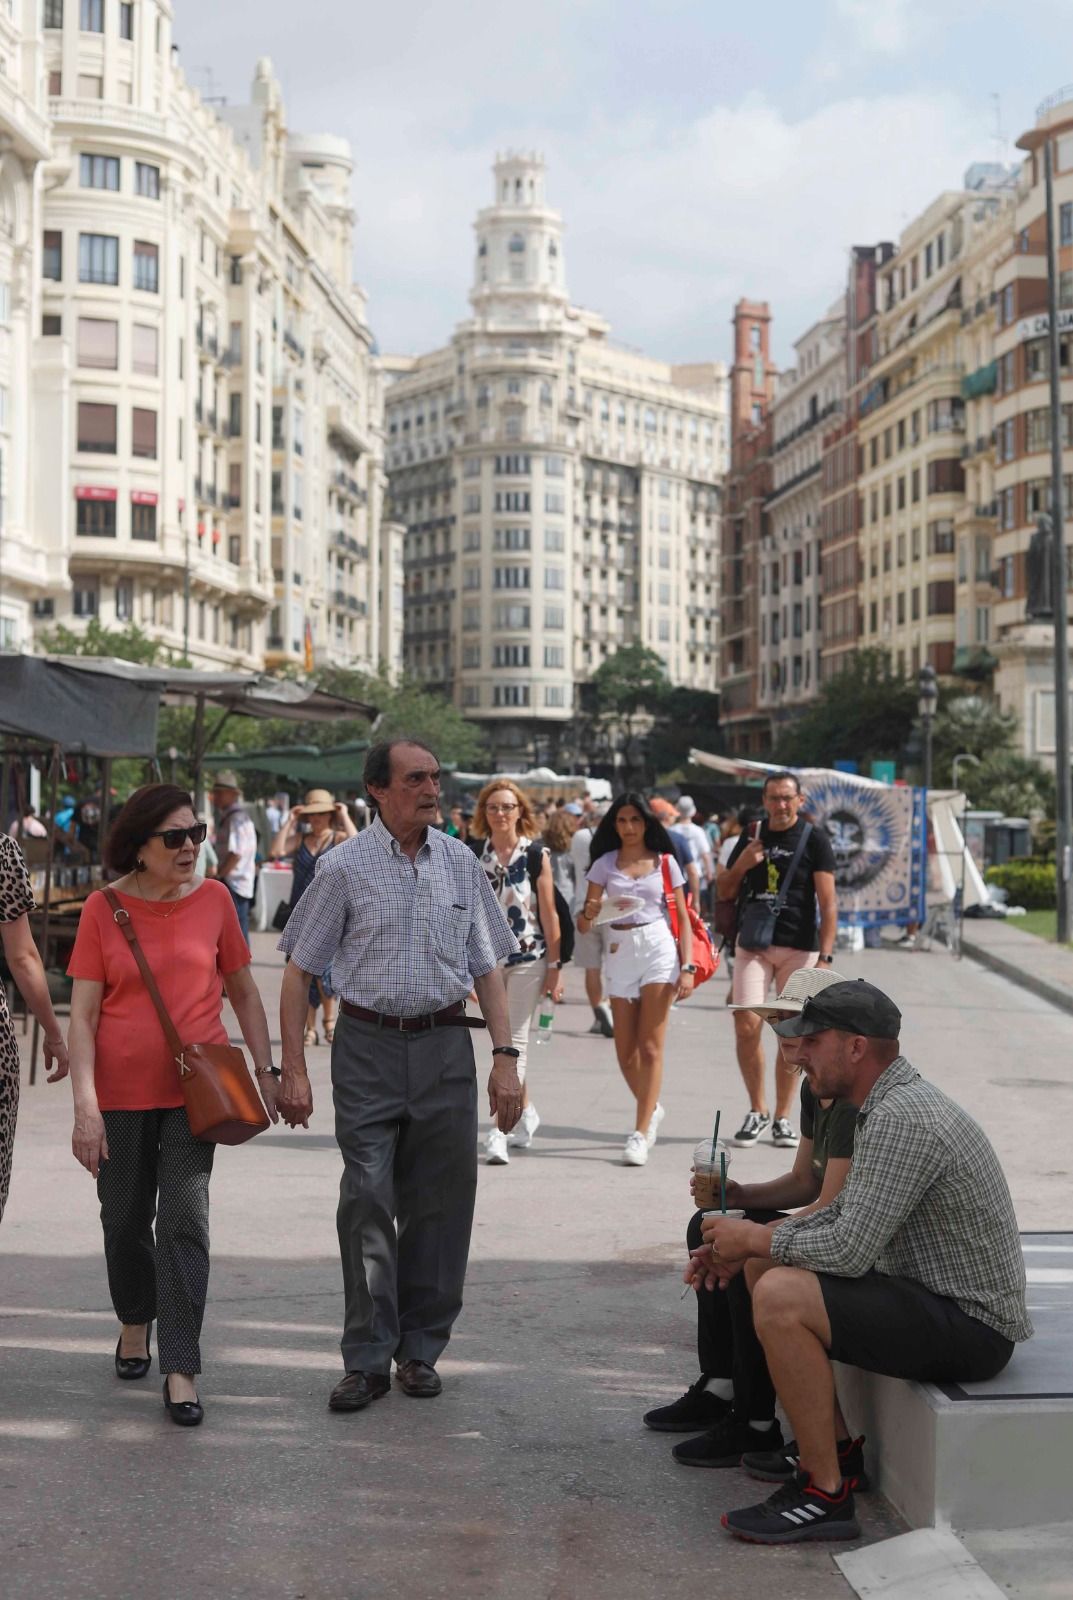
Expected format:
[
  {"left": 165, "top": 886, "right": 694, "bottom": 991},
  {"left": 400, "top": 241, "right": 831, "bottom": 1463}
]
[{"left": 148, "top": 823, "right": 208, "bottom": 850}]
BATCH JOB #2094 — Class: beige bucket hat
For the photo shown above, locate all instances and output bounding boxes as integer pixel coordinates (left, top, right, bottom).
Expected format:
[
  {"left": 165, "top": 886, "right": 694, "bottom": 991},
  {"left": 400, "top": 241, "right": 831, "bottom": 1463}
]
[
  {"left": 292, "top": 787, "right": 338, "bottom": 816},
  {"left": 728, "top": 962, "right": 850, "bottom": 1021}
]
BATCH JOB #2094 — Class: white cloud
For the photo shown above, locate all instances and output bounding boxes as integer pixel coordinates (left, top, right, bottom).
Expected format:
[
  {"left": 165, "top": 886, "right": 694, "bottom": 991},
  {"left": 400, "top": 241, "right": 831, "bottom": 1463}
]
[{"left": 833, "top": 0, "right": 918, "bottom": 54}]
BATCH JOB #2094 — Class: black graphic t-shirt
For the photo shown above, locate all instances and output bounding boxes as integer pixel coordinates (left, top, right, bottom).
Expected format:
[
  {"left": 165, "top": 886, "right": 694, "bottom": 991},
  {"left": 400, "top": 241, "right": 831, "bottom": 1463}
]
[{"left": 726, "top": 817, "right": 835, "bottom": 951}]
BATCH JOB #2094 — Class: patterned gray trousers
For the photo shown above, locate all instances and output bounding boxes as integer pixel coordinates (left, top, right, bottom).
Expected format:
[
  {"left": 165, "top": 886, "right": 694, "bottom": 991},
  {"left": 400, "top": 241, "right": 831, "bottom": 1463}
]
[{"left": 97, "top": 1108, "right": 214, "bottom": 1375}]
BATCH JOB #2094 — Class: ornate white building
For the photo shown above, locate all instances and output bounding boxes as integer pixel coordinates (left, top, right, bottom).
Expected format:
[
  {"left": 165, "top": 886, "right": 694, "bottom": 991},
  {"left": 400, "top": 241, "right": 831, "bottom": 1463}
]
[
  {"left": 385, "top": 153, "right": 727, "bottom": 767},
  {"left": 9, "top": 2, "right": 396, "bottom": 675}
]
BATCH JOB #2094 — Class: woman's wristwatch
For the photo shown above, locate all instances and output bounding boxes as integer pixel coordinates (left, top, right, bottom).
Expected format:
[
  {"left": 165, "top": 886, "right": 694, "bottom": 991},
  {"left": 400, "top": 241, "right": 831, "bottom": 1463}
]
[
  {"left": 492, "top": 1046, "right": 521, "bottom": 1058},
  {"left": 680, "top": 963, "right": 697, "bottom": 975},
  {"left": 818, "top": 953, "right": 834, "bottom": 964}
]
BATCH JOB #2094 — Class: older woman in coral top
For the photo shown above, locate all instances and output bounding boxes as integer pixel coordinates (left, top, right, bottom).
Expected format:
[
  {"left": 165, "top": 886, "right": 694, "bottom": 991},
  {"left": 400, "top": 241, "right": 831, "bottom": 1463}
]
[{"left": 67, "top": 784, "right": 276, "bottom": 1428}]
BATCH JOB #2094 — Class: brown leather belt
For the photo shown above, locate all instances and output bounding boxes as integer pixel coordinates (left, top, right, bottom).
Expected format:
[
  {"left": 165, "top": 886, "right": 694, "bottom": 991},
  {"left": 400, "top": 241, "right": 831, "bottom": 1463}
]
[{"left": 339, "top": 1000, "right": 487, "bottom": 1032}]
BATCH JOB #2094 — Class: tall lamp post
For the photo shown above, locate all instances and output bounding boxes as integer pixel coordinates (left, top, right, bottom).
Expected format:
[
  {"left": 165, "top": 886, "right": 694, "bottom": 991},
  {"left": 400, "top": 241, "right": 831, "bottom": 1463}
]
[{"left": 917, "top": 664, "right": 938, "bottom": 793}]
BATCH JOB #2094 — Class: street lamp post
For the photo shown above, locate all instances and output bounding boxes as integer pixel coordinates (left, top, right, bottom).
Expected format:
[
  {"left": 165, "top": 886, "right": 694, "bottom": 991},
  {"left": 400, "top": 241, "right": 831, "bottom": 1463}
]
[{"left": 917, "top": 664, "right": 938, "bottom": 794}]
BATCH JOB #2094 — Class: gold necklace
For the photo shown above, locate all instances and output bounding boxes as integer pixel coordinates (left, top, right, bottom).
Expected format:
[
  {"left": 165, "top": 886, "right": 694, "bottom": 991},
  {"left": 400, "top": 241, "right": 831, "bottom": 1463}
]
[{"left": 133, "top": 875, "right": 185, "bottom": 919}]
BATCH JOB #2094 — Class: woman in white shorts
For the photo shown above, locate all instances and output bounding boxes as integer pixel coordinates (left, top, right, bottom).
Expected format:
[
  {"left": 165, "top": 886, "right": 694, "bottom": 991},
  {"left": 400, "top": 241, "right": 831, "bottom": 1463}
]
[
  {"left": 470, "top": 778, "right": 563, "bottom": 1167},
  {"left": 577, "top": 794, "right": 694, "bottom": 1167}
]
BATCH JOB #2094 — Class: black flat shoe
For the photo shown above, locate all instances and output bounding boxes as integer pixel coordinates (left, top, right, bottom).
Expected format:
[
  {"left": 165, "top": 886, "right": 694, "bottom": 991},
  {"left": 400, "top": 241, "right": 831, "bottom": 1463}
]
[
  {"left": 163, "top": 1376, "right": 203, "bottom": 1427},
  {"left": 115, "top": 1322, "right": 152, "bottom": 1381}
]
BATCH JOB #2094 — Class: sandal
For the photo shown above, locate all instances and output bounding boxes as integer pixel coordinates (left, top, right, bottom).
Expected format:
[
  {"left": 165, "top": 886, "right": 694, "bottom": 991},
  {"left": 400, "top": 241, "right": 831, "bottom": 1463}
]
[
  {"left": 323, "top": 1021, "right": 335, "bottom": 1043},
  {"left": 303, "top": 1026, "right": 319, "bottom": 1046}
]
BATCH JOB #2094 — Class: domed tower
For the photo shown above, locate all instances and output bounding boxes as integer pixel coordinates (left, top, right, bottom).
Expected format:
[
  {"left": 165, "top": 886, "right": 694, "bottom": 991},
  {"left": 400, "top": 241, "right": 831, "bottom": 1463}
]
[{"left": 470, "top": 151, "right": 568, "bottom": 326}]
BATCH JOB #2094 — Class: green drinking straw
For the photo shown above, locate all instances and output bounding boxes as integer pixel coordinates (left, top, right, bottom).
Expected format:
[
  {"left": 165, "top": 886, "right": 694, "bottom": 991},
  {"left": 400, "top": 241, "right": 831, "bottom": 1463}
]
[
  {"left": 719, "top": 1150, "right": 727, "bottom": 1214},
  {"left": 711, "top": 1110, "right": 721, "bottom": 1166}
]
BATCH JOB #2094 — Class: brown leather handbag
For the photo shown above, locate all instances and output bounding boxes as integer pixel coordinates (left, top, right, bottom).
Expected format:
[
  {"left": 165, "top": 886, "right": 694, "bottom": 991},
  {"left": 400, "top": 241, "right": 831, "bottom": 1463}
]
[{"left": 103, "top": 888, "right": 270, "bottom": 1145}]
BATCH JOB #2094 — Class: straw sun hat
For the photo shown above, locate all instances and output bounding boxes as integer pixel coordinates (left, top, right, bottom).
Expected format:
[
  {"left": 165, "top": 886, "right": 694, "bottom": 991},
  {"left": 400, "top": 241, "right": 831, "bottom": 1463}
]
[
  {"left": 292, "top": 788, "right": 339, "bottom": 816},
  {"left": 728, "top": 962, "right": 849, "bottom": 1022}
]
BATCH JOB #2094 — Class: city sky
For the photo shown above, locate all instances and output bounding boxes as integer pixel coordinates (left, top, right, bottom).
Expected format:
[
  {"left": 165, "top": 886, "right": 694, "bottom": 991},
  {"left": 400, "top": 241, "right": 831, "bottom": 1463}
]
[{"left": 178, "top": 0, "right": 1069, "bottom": 373}]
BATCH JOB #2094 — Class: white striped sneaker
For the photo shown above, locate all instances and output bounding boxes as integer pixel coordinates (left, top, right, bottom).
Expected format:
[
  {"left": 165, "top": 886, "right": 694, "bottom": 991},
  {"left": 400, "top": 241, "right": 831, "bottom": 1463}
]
[{"left": 623, "top": 1131, "right": 649, "bottom": 1166}]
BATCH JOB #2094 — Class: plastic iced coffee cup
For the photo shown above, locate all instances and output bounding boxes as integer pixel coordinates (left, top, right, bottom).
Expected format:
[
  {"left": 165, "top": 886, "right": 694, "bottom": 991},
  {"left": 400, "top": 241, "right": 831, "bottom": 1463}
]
[{"left": 692, "top": 1139, "right": 731, "bottom": 1210}]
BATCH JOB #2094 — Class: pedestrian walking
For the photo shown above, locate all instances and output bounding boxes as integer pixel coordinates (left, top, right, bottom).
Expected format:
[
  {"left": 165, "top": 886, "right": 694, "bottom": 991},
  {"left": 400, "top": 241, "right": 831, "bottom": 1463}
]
[
  {"left": 210, "top": 770, "right": 258, "bottom": 944},
  {"left": 0, "top": 835, "right": 69, "bottom": 1224},
  {"left": 707, "top": 979, "right": 1031, "bottom": 1544},
  {"left": 276, "top": 739, "right": 522, "bottom": 1412},
  {"left": 270, "top": 789, "right": 358, "bottom": 1045},
  {"left": 66, "top": 784, "right": 277, "bottom": 1428},
  {"left": 671, "top": 797, "right": 714, "bottom": 910},
  {"left": 717, "top": 772, "right": 837, "bottom": 1150},
  {"left": 577, "top": 793, "right": 695, "bottom": 1167},
  {"left": 470, "top": 778, "right": 564, "bottom": 1165},
  {"left": 541, "top": 806, "right": 578, "bottom": 904}
]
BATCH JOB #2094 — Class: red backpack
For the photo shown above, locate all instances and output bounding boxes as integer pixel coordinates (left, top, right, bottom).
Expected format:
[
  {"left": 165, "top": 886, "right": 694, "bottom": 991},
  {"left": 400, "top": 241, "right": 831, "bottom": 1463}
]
[{"left": 661, "top": 856, "right": 719, "bottom": 985}]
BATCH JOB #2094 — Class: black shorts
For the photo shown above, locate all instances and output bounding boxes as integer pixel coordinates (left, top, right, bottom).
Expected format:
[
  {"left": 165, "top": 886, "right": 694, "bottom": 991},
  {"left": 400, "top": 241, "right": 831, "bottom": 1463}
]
[{"left": 819, "top": 1271, "right": 1014, "bottom": 1385}]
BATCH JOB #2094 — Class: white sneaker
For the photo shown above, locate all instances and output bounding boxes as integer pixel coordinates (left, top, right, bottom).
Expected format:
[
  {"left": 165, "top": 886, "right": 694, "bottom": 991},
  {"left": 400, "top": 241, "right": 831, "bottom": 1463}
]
[
  {"left": 508, "top": 1104, "right": 540, "bottom": 1149},
  {"left": 485, "top": 1128, "right": 510, "bottom": 1165},
  {"left": 623, "top": 1131, "right": 649, "bottom": 1167},
  {"left": 646, "top": 1102, "right": 665, "bottom": 1149}
]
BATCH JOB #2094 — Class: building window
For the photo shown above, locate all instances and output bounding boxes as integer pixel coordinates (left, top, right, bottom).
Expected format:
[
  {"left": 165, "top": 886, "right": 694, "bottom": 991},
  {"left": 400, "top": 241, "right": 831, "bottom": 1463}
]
[
  {"left": 116, "top": 577, "right": 134, "bottom": 621},
  {"left": 119, "top": 0, "right": 133, "bottom": 37},
  {"left": 131, "top": 501, "right": 156, "bottom": 540},
  {"left": 493, "top": 685, "right": 530, "bottom": 707},
  {"left": 135, "top": 162, "right": 160, "bottom": 199},
  {"left": 48, "top": 70, "right": 62, "bottom": 95},
  {"left": 544, "top": 686, "right": 566, "bottom": 707},
  {"left": 229, "top": 462, "right": 241, "bottom": 508},
  {"left": 132, "top": 407, "right": 157, "bottom": 459},
  {"left": 44, "top": 0, "right": 63, "bottom": 25},
  {"left": 544, "top": 567, "right": 564, "bottom": 590},
  {"left": 43, "top": 230, "right": 62, "bottom": 280},
  {"left": 132, "top": 322, "right": 158, "bottom": 374},
  {"left": 133, "top": 240, "right": 159, "bottom": 292},
  {"left": 544, "top": 604, "right": 564, "bottom": 629},
  {"left": 229, "top": 394, "right": 242, "bottom": 436},
  {"left": 493, "top": 566, "right": 530, "bottom": 590},
  {"left": 492, "top": 644, "right": 530, "bottom": 668},
  {"left": 544, "top": 645, "right": 564, "bottom": 668},
  {"left": 42, "top": 314, "right": 61, "bottom": 336},
  {"left": 73, "top": 578, "right": 100, "bottom": 616},
  {"left": 76, "top": 74, "right": 103, "bottom": 98},
  {"left": 79, "top": 232, "right": 118, "bottom": 285},
  {"left": 79, "top": 0, "right": 102, "bottom": 31},
  {"left": 80, "top": 153, "right": 120, "bottom": 190},
  {"left": 1062, "top": 203, "right": 1073, "bottom": 248},
  {"left": 493, "top": 603, "right": 530, "bottom": 629},
  {"left": 493, "top": 527, "right": 530, "bottom": 550},
  {"left": 75, "top": 499, "right": 115, "bottom": 537},
  {"left": 77, "top": 316, "right": 118, "bottom": 369},
  {"left": 77, "top": 402, "right": 117, "bottom": 453}
]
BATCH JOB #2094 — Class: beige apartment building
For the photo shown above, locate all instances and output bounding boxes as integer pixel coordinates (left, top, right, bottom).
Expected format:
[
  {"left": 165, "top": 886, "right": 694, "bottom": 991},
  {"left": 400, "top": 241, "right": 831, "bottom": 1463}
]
[
  {"left": 20, "top": 2, "right": 395, "bottom": 675},
  {"left": 990, "top": 91, "right": 1073, "bottom": 767},
  {"left": 856, "top": 168, "right": 1016, "bottom": 683},
  {"left": 384, "top": 153, "right": 727, "bottom": 768},
  {"left": 758, "top": 302, "right": 844, "bottom": 731}
]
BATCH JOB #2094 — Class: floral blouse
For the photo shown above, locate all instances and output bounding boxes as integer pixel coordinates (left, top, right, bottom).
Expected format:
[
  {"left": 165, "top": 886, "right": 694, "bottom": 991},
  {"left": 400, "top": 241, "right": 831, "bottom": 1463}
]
[{"left": 479, "top": 836, "right": 543, "bottom": 964}]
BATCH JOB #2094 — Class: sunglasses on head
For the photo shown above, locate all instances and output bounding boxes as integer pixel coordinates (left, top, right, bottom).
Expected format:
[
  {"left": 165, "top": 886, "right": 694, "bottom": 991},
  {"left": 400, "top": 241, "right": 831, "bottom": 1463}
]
[{"left": 148, "top": 823, "right": 208, "bottom": 850}]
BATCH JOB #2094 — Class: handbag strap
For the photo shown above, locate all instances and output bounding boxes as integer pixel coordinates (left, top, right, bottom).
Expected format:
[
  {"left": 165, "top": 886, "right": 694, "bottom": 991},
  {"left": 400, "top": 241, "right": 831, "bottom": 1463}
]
[
  {"left": 102, "top": 888, "right": 189, "bottom": 1077},
  {"left": 770, "top": 823, "right": 813, "bottom": 914},
  {"left": 661, "top": 854, "right": 680, "bottom": 940}
]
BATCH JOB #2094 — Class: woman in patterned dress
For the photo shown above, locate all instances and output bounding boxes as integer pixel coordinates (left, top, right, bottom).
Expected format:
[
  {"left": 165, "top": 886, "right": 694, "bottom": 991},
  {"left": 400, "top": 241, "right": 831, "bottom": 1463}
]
[
  {"left": 0, "top": 833, "right": 70, "bottom": 1223},
  {"left": 469, "top": 779, "right": 563, "bottom": 1167}
]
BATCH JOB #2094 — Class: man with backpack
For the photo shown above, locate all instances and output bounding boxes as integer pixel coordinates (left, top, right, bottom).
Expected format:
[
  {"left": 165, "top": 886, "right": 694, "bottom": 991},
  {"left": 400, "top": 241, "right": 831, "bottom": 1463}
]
[{"left": 717, "top": 773, "right": 837, "bottom": 1150}]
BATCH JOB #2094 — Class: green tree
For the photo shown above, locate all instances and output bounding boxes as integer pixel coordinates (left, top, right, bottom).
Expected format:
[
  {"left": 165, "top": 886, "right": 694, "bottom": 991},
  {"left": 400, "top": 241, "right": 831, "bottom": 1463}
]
[
  {"left": 775, "top": 650, "right": 917, "bottom": 770},
  {"left": 648, "top": 687, "right": 721, "bottom": 780},
  {"left": 37, "top": 618, "right": 177, "bottom": 666},
  {"left": 960, "top": 751, "right": 1056, "bottom": 821},
  {"left": 930, "top": 694, "right": 1018, "bottom": 788}
]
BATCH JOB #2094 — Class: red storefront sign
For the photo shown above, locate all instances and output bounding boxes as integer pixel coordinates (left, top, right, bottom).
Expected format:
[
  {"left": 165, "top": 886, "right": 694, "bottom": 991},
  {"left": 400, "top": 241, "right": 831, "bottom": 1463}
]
[
  {"left": 75, "top": 486, "right": 118, "bottom": 501},
  {"left": 131, "top": 490, "right": 159, "bottom": 506}
]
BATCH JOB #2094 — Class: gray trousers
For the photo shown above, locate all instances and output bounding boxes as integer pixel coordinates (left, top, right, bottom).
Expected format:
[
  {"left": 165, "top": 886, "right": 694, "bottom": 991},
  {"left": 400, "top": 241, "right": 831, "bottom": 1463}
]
[
  {"left": 331, "top": 1013, "right": 478, "bottom": 1374},
  {"left": 97, "top": 1108, "right": 214, "bottom": 1375}
]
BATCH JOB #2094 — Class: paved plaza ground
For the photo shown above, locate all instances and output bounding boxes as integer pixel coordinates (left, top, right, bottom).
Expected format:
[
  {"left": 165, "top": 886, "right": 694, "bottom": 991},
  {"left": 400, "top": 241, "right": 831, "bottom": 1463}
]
[{"left": 0, "top": 932, "right": 1069, "bottom": 1598}]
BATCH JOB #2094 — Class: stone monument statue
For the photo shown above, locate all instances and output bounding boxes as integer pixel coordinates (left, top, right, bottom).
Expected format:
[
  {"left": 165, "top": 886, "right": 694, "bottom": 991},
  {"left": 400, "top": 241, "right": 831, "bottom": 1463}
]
[{"left": 1026, "top": 513, "right": 1055, "bottom": 620}]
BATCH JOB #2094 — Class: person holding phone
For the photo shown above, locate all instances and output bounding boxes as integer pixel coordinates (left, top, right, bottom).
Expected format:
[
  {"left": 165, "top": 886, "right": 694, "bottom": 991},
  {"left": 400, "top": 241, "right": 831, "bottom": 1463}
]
[{"left": 717, "top": 773, "right": 837, "bottom": 1150}]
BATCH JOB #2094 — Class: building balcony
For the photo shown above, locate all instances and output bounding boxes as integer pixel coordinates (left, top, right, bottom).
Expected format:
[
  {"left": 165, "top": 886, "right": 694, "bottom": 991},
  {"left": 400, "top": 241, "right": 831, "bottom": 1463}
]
[
  {"left": 283, "top": 329, "right": 306, "bottom": 362},
  {"left": 961, "top": 362, "right": 998, "bottom": 400}
]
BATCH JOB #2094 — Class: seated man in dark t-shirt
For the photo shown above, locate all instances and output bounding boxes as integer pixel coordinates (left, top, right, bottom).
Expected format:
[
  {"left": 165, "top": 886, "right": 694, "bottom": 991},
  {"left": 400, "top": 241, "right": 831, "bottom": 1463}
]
[
  {"left": 641, "top": 967, "right": 864, "bottom": 1479},
  {"left": 718, "top": 771, "right": 837, "bottom": 1149}
]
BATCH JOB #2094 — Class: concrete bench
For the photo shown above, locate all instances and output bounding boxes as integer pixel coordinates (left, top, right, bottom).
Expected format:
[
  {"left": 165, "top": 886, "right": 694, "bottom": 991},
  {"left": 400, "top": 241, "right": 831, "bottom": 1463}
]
[{"left": 833, "top": 1234, "right": 1073, "bottom": 1530}]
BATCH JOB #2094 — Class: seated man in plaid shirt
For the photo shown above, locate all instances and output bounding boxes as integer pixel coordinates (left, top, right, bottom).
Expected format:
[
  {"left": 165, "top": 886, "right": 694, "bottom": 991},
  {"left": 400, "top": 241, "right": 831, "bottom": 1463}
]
[{"left": 702, "top": 979, "right": 1031, "bottom": 1545}]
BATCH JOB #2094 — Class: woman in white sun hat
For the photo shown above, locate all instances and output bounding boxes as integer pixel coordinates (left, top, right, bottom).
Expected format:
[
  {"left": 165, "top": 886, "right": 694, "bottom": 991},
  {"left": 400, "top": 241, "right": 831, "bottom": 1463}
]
[
  {"left": 271, "top": 789, "right": 357, "bottom": 1044},
  {"left": 641, "top": 963, "right": 867, "bottom": 1487}
]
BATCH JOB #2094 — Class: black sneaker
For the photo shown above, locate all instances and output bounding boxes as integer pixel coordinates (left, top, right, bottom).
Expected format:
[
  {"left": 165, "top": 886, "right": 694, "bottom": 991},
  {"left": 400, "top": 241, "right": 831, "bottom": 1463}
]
[
  {"left": 733, "top": 1110, "right": 771, "bottom": 1146},
  {"left": 643, "top": 1376, "right": 730, "bottom": 1433},
  {"left": 742, "top": 1434, "right": 870, "bottom": 1491},
  {"left": 721, "top": 1470, "right": 861, "bottom": 1544},
  {"left": 771, "top": 1117, "right": 799, "bottom": 1147},
  {"left": 672, "top": 1415, "right": 782, "bottom": 1468}
]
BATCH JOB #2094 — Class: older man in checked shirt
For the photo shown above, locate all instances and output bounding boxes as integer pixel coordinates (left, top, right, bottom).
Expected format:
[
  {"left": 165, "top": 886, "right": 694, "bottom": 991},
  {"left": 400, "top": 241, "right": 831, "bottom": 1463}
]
[
  {"left": 702, "top": 979, "right": 1032, "bottom": 1546},
  {"left": 277, "top": 738, "right": 521, "bottom": 1413}
]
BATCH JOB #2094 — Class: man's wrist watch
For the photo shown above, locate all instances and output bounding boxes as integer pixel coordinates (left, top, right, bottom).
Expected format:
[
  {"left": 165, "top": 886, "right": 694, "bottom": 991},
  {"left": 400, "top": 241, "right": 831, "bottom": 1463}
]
[
  {"left": 256, "top": 1065, "right": 282, "bottom": 1079},
  {"left": 492, "top": 1046, "right": 521, "bottom": 1058},
  {"left": 818, "top": 953, "right": 834, "bottom": 964}
]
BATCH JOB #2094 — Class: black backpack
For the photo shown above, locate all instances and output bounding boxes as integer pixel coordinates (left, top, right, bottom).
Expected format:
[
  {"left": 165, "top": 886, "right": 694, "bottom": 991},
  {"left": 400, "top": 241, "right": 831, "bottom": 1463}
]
[{"left": 467, "top": 836, "right": 574, "bottom": 964}]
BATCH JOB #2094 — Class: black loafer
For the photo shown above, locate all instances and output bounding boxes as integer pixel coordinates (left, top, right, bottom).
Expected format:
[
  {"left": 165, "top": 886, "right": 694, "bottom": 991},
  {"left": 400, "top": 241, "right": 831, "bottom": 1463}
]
[
  {"left": 115, "top": 1323, "right": 152, "bottom": 1381},
  {"left": 163, "top": 1376, "right": 204, "bottom": 1427},
  {"left": 328, "top": 1370, "right": 391, "bottom": 1412},
  {"left": 395, "top": 1359, "right": 442, "bottom": 1398}
]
